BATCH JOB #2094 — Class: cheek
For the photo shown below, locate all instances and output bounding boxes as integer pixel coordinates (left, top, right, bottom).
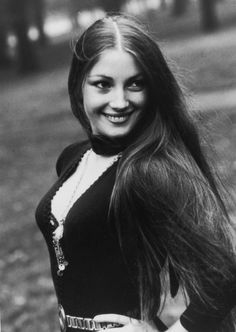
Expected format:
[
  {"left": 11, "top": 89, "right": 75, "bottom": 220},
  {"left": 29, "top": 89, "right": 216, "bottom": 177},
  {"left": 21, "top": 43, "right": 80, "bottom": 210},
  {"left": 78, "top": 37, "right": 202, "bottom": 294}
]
[
  {"left": 141, "top": 93, "right": 147, "bottom": 108},
  {"left": 130, "top": 91, "right": 147, "bottom": 110},
  {"left": 82, "top": 89, "right": 97, "bottom": 117},
  {"left": 83, "top": 88, "right": 107, "bottom": 117}
]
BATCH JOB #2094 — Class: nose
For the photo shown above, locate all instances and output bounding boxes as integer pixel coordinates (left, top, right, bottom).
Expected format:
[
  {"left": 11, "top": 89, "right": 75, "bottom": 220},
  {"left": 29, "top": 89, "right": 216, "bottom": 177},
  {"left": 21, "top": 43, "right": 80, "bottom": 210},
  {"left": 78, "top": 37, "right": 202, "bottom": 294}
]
[{"left": 109, "top": 88, "right": 129, "bottom": 110}]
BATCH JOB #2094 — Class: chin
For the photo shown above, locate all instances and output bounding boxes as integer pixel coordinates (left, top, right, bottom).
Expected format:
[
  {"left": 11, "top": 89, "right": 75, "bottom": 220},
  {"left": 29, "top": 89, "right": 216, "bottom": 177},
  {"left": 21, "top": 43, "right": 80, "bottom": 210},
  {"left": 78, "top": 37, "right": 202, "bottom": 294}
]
[
  {"left": 110, "top": 123, "right": 136, "bottom": 136},
  {"left": 104, "top": 129, "right": 132, "bottom": 139}
]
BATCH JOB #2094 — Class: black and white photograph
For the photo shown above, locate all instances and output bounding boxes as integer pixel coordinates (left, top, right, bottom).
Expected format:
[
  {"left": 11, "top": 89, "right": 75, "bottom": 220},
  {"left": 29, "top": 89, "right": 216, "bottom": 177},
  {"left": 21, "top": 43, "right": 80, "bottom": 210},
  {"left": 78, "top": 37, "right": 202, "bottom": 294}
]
[{"left": 1, "top": 1, "right": 236, "bottom": 331}]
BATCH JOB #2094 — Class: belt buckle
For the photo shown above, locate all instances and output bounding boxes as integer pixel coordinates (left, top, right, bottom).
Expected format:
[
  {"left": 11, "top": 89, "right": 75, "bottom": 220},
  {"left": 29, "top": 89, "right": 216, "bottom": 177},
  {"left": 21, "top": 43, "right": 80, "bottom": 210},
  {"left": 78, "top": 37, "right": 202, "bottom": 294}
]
[{"left": 58, "top": 304, "right": 67, "bottom": 332}]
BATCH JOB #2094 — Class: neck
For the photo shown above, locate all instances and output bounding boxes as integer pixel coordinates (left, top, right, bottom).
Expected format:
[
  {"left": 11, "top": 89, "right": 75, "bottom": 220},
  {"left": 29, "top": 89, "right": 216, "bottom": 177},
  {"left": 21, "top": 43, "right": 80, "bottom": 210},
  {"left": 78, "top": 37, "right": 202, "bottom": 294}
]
[
  {"left": 89, "top": 134, "right": 128, "bottom": 156},
  {"left": 89, "top": 118, "right": 146, "bottom": 156}
]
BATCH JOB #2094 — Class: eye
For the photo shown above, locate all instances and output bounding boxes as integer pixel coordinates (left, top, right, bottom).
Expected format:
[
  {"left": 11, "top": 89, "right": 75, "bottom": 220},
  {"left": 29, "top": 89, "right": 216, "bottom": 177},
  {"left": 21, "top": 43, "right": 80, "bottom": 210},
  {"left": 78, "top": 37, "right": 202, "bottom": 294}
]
[
  {"left": 94, "top": 80, "right": 111, "bottom": 90},
  {"left": 128, "top": 79, "right": 145, "bottom": 91}
]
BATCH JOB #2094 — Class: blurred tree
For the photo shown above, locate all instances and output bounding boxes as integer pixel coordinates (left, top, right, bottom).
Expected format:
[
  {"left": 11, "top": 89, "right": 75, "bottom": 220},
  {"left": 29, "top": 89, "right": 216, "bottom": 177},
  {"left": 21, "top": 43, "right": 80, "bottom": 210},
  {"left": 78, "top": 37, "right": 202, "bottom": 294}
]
[
  {"left": 0, "top": 0, "right": 10, "bottom": 66},
  {"left": 98, "top": 0, "right": 126, "bottom": 12},
  {"left": 68, "top": 0, "right": 126, "bottom": 31},
  {"left": 30, "top": 0, "right": 47, "bottom": 45},
  {"left": 172, "top": 0, "right": 189, "bottom": 16},
  {"left": 199, "top": 0, "right": 219, "bottom": 32},
  {"left": 0, "top": 30, "right": 10, "bottom": 67},
  {"left": 68, "top": 0, "right": 99, "bottom": 30},
  {"left": 7, "top": 0, "right": 39, "bottom": 73},
  {"left": 161, "top": 0, "right": 167, "bottom": 10}
]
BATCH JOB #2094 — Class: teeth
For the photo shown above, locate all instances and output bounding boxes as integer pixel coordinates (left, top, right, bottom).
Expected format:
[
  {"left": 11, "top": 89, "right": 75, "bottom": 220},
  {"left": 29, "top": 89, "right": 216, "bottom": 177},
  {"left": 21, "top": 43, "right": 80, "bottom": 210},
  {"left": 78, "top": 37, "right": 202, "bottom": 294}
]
[{"left": 105, "top": 114, "right": 129, "bottom": 123}]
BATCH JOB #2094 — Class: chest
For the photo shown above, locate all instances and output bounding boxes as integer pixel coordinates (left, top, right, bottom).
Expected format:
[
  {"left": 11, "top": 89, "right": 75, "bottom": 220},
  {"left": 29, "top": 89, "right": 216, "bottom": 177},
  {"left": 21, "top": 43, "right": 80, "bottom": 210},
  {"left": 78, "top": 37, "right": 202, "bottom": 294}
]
[
  {"left": 35, "top": 161, "right": 118, "bottom": 259},
  {"left": 51, "top": 151, "right": 119, "bottom": 223}
]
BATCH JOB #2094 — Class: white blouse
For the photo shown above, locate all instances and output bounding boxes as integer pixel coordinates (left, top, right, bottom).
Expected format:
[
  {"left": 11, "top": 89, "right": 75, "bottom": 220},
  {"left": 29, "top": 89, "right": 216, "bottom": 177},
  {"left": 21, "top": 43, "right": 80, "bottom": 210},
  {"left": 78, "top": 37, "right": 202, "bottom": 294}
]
[{"left": 51, "top": 149, "right": 118, "bottom": 222}]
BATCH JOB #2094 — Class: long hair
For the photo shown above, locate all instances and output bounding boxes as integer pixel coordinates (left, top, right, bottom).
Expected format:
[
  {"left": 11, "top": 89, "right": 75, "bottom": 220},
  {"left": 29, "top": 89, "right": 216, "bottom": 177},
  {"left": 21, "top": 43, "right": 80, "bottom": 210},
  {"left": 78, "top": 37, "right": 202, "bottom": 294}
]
[{"left": 68, "top": 13, "right": 236, "bottom": 326}]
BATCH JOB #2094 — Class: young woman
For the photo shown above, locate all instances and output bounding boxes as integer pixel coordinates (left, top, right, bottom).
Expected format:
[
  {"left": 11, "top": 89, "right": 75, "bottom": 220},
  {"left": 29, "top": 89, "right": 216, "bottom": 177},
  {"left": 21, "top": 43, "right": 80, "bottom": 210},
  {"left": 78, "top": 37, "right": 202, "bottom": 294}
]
[{"left": 36, "top": 14, "right": 236, "bottom": 332}]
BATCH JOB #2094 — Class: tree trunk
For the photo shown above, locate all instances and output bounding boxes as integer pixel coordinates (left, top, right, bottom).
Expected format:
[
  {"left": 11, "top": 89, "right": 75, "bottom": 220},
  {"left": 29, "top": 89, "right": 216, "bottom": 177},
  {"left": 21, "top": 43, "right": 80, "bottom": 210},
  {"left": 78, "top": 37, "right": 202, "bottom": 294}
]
[
  {"left": 199, "top": 0, "right": 219, "bottom": 32},
  {"left": 8, "top": 0, "right": 39, "bottom": 73},
  {"left": 14, "top": 18, "right": 39, "bottom": 73},
  {"left": 0, "top": 27, "right": 10, "bottom": 66},
  {"left": 0, "top": 0, "right": 10, "bottom": 66},
  {"left": 172, "top": 0, "right": 189, "bottom": 16},
  {"left": 99, "top": 0, "right": 125, "bottom": 12},
  {"left": 161, "top": 0, "right": 167, "bottom": 10},
  {"left": 31, "top": 0, "right": 47, "bottom": 45}
]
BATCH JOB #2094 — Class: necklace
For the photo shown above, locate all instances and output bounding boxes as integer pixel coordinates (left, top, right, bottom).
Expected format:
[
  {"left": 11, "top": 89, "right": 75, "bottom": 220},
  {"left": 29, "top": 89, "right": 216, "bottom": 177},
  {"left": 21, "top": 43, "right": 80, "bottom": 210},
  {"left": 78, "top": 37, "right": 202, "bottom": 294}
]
[{"left": 50, "top": 149, "right": 121, "bottom": 276}]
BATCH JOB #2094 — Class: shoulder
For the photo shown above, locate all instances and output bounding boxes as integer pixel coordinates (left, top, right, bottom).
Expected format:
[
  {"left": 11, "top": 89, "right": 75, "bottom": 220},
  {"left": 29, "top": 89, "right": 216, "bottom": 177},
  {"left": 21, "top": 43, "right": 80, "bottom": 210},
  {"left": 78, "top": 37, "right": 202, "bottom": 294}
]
[{"left": 56, "top": 139, "right": 90, "bottom": 176}]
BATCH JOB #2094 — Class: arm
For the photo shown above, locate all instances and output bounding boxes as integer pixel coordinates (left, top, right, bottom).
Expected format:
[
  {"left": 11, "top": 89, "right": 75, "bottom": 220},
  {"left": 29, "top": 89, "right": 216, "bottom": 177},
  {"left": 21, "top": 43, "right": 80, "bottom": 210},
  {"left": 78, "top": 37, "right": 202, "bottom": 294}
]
[
  {"left": 93, "top": 314, "right": 188, "bottom": 332},
  {"left": 92, "top": 276, "right": 236, "bottom": 332},
  {"left": 178, "top": 284, "right": 236, "bottom": 332}
]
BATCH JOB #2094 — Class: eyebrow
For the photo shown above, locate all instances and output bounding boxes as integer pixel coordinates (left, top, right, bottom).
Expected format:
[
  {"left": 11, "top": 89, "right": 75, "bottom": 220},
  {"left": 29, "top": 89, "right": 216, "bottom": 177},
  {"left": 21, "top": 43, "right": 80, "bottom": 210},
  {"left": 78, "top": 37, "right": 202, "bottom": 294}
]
[{"left": 87, "top": 73, "right": 143, "bottom": 80}]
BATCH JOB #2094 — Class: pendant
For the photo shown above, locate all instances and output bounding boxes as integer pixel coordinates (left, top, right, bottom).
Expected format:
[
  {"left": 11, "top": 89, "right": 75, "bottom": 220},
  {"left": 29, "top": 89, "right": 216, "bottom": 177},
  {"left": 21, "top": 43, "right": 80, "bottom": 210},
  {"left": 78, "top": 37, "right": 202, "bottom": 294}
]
[
  {"left": 50, "top": 217, "right": 68, "bottom": 276},
  {"left": 53, "top": 224, "right": 64, "bottom": 241},
  {"left": 53, "top": 238, "right": 68, "bottom": 277}
]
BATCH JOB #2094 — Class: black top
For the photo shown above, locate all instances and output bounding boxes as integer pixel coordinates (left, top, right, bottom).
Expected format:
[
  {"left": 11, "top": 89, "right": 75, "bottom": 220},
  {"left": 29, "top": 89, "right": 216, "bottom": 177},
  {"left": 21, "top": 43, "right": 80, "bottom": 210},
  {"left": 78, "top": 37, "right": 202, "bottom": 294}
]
[{"left": 35, "top": 141, "right": 236, "bottom": 332}]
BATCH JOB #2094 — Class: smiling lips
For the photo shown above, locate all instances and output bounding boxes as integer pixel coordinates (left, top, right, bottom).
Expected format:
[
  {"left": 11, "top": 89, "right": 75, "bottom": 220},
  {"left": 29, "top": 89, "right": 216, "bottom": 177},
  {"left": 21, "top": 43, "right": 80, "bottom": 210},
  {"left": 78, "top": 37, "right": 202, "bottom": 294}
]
[{"left": 104, "top": 111, "right": 134, "bottom": 124}]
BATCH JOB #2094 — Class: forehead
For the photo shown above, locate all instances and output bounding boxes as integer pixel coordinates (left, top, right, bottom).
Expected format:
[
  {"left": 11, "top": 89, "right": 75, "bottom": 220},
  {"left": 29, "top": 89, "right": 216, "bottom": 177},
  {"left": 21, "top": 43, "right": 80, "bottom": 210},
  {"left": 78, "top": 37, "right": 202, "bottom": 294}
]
[{"left": 88, "top": 49, "right": 142, "bottom": 78}]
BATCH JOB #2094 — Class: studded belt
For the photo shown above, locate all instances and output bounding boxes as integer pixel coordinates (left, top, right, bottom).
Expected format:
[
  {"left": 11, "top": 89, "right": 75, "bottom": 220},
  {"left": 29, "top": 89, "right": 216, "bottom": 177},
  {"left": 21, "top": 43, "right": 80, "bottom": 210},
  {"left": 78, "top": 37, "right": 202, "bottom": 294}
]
[{"left": 58, "top": 305, "right": 122, "bottom": 332}]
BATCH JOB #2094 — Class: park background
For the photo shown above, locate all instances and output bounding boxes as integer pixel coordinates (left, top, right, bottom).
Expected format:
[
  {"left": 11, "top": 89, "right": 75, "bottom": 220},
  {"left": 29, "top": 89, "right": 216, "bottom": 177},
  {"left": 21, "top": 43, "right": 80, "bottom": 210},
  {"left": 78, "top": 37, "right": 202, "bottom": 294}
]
[{"left": 0, "top": 0, "right": 236, "bottom": 331}]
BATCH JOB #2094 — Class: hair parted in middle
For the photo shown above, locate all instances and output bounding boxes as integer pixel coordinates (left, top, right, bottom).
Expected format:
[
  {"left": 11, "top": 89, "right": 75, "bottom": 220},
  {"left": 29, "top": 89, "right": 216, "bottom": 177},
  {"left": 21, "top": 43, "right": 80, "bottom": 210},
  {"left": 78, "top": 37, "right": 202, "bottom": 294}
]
[
  {"left": 68, "top": 13, "right": 187, "bottom": 141},
  {"left": 68, "top": 13, "right": 236, "bottom": 324}
]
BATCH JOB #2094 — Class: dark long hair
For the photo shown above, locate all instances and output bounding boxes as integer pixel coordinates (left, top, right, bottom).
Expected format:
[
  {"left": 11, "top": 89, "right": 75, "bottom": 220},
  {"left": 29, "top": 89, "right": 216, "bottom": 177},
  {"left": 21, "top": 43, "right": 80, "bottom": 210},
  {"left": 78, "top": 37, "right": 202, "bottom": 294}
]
[{"left": 68, "top": 14, "right": 236, "bottom": 325}]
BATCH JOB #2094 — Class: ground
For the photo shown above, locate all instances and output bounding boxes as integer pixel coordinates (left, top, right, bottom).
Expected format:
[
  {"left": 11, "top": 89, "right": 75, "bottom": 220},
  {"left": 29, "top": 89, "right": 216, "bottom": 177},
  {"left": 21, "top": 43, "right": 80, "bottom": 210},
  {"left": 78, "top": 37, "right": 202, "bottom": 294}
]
[{"left": 0, "top": 1, "right": 236, "bottom": 331}]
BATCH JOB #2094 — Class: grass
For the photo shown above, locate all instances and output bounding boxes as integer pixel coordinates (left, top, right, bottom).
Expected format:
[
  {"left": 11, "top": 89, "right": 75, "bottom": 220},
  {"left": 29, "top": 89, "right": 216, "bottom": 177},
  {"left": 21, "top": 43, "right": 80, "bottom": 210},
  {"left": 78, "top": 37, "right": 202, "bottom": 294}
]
[{"left": 0, "top": 2, "right": 236, "bottom": 331}]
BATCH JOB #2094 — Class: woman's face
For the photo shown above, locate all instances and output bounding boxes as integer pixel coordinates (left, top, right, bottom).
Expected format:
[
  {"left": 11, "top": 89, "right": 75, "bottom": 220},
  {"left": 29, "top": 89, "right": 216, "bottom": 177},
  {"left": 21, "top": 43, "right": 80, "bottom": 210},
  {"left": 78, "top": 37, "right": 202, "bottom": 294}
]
[{"left": 82, "top": 48, "right": 147, "bottom": 138}]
